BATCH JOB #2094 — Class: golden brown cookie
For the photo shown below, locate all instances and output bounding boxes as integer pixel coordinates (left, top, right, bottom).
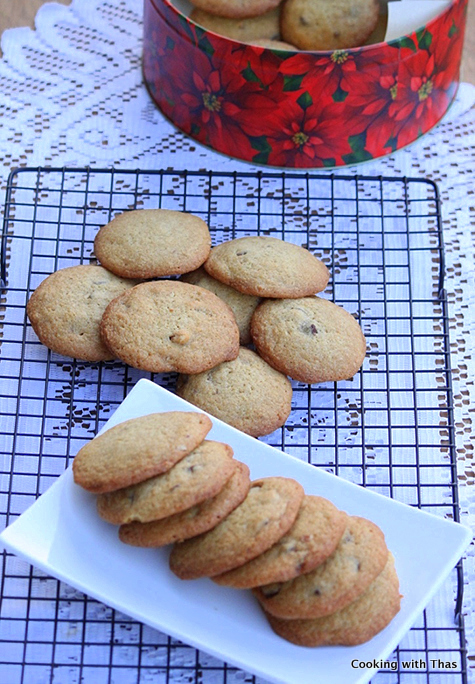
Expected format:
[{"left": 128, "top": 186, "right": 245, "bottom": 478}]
[
  {"left": 251, "top": 38, "right": 297, "bottom": 49},
  {"left": 100, "top": 280, "right": 240, "bottom": 374},
  {"left": 73, "top": 411, "right": 212, "bottom": 494},
  {"left": 281, "top": 0, "right": 380, "bottom": 51},
  {"left": 181, "top": 267, "right": 261, "bottom": 345},
  {"left": 96, "top": 441, "right": 235, "bottom": 524},
  {"left": 176, "top": 347, "right": 292, "bottom": 438},
  {"left": 251, "top": 296, "right": 366, "bottom": 383},
  {"left": 190, "top": 8, "right": 281, "bottom": 42},
  {"left": 204, "top": 236, "right": 329, "bottom": 298},
  {"left": 253, "top": 516, "right": 388, "bottom": 619},
  {"left": 189, "top": 0, "right": 282, "bottom": 20},
  {"left": 94, "top": 209, "right": 211, "bottom": 279},
  {"left": 213, "top": 496, "right": 347, "bottom": 588},
  {"left": 264, "top": 554, "right": 401, "bottom": 646},
  {"left": 26, "top": 265, "right": 138, "bottom": 361},
  {"left": 169, "top": 477, "right": 305, "bottom": 579},
  {"left": 119, "top": 461, "right": 251, "bottom": 547}
]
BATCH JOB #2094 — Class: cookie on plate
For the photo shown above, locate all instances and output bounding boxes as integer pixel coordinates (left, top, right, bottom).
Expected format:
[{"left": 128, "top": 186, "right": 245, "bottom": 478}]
[
  {"left": 169, "top": 477, "right": 305, "bottom": 579},
  {"left": 181, "top": 267, "right": 261, "bottom": 345},
  {"left": 100, "top": 280, "right": 240, "bottom": 374},
  {"left": 281, "top": 0, "right": 380, "bottom": 51},
  {"left": 190, "top": 8, "right": 281, "bottom": 43},
  {"left": 204, "top": 236, "right": 329, "bottom": 298},
  {"left": 251, "top": 296, "right": 366, "bottom": 383},
  {"left": 213, "top": 495, "right": 347, "bottom": 588},
  {"left": 97, "top": 440, "right": 235, "bottom": 524},
  {"left": 94, "top": 209, "right": 211, "bottom": 279},
  {"left": 119, "top": 461, "right": 251, "bottom": 547},
  {"left": 26, "top": 264, "right": 138, "bottom": 361},
  {"left": 189, "top": 0, "right": 282, "bottom": 20},
  {"left": 176, "top": 347, "right": 292, "bottom": 437},
  {"left": 265, "top": 554, "right": 401, "bottom": 646},
  {"left": 253, "top": 516, "right": 388, "bottom": 619},
  {"left": 73, "top": 411, "right": 212, "bottom": 494}
]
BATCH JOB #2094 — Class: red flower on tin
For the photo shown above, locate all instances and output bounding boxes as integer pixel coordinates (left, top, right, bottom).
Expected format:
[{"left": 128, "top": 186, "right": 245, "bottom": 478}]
[
  {"left": 390, "top": 48, "right": 451, "bottom": 148},
  {"left": 168, "top": 43, "right": 273, "bottom": 158},
  {"left": 279, "top": 49, "right": 382, "bottom": 98},
  {"left": 264, "top": 97, "right": 352, "bottom": 168}
]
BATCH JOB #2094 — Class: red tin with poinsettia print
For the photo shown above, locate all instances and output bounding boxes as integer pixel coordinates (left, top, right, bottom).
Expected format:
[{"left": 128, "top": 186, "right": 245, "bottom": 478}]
[{"left": 143, "top": 0, "right": 467, "bottom": 168}]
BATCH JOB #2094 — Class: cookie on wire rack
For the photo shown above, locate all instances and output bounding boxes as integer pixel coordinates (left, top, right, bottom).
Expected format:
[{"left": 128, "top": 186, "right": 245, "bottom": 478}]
[
  {"left": 204, "top": 236, "right": 330, "bottom": 298},
  {"left": 251, "top": 296, "right": 367, "bottom": 383},
  {"left": 176, "top": 347, "right": 293, "bottom": 437},
  {"left": 26, "top": 264, "right": 138, "bottom": 362},
  {"left": 100, "top": 280, "right": 240, "bottom": 374},
  {"left": 94, "top": 208, "right": 211, "bottom": 279}
]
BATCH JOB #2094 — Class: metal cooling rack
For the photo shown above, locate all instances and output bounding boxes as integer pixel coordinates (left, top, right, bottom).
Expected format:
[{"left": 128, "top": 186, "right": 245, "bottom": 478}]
[{"left": 0, "top": 167, "right": 467, "bottom": 684}]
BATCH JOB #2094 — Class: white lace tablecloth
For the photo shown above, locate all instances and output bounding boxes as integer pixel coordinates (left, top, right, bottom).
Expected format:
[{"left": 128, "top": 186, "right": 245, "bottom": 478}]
[{"left": 0, "top": 1, "right": 474, "bottom": 682}]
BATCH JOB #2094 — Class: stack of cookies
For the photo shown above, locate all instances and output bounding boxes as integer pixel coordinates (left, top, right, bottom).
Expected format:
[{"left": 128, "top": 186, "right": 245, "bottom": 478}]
[
  {"left": 27, "top": 208, "right": 367, "bottom": 438},
  {"left": 188, "top": 0, "right": 380, "bottom": 51},
  {"left": 73, "top": 411, "right": 402, "bottom": 647}
]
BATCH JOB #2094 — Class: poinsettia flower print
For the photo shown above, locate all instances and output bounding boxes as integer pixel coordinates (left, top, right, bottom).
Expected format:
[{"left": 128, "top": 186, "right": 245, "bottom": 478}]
[
  {"left": 264, "top": 96, "right": 352, "bottom": 167},
  {"left": 391, "top": 46, "right": 451, "bottom": 148},
  {"left": 164, "top": 41, "right": 277, "bottom": 158}
]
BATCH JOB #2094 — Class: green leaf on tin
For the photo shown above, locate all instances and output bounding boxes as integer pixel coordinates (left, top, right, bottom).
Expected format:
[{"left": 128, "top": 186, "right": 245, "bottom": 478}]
[
  {"left": 178, "top": 13, "right": 197, "bottom": 41},
  {"left": 398, "top": 36, "right": 418, "bottom": 52},
  {"left": 332, "top": 86, "right": 349, "bottom": 102},
  {"left": 448, "top": 20, "right": 458, "bottom": 38},
  {"left": 384, "top": 134, "right": 398, "bottom": 153},
  {"left": 250, "top": 135, "right": 272, "bottom": 154},
  {"left": 253, "top": 150, "right": 270, "bottom": 164},
  {"left": 242, "top": 63, "right": 264, "bottom": 87},
  {"left": 198, "top": 35, "right": 215, "bottom": 56},
  {"left": 166, "top": 36, "right": 175, "bottom": 51},
  {"left": 190, "top": 123, "right": 201, "bottom": 136},
  {"left": 283, "top": 74, "right": 305, "bottom": 91},
  {"left": 342, "top": 132, "right": 373, "bottom": 164},
  {"left": 322, "top": 158, "right": 337, "bottom": 168},
  {"left": 417, "top": 29, "right": 432, "bottom": 50},
  {"left": 297, "top": 91, "right": 313, "bottom": 110}
]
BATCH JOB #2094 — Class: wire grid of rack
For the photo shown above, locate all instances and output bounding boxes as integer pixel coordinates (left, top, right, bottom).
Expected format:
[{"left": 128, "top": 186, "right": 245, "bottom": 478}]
[{"left": 0, "top": 167, "right": 467, "bottom": 684}]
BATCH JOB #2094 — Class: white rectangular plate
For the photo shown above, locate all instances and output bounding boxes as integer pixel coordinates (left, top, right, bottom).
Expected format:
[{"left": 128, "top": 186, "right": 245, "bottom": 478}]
[{"left": 0, "top": 378, "right": 471, "bottom": 684}]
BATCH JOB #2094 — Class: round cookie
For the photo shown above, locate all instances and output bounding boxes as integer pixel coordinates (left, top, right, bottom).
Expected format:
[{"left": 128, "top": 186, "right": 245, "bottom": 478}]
[
  {"left": 265, "top": 555, "right": 401, "bottom": 647},
  {"left": 281, "top": 0, "right": 380, "bottom": 51},
  {"left": 97, "top": 441, "right": 235, "bottom": 524},
  {"left": 191, "top": 8, "right": 281, "bottom": 43},
  {"left": 189, "top": 0, "right": 282, "bottom": 20},
  {"left": 251, "top": 38, "right": 297, "bottom": 49},
  {"left": 169, "top": 477, "right": 305, "bottom": 579},
  {"left": 94, "top": 209, "right": 211, "bottom": 279},
  {"left": 253, "top": 516, "right": 388, "bottom": 619},
  {"left": 119, "top": 461, "right": 251, "bottom": 547},
  {"left": 251, "top": 296, "right": 366, "bottom": 383},
  {"left": 176, "top": 347, "right": 292, "bottom": 438},
  {"left": 181, "top": 267, "right": 261, "bottom": 345},
  {"left": 73, "top": 411, "right": 212, "bottom": 494},
  {"left": 213, "top": 496, "right": 347, "bottom": 588},
  {"left": 26, "top": 264, "right": 138, "bottom": 361},
  {"left": 204, "top": 236, "right": 329, "bottom": 298},
  {"left": 100, "top": 280, "right": 240, "bottom": 374}
]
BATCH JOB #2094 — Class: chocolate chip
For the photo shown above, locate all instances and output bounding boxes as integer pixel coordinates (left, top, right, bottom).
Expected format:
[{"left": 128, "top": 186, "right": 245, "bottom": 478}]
[
  {"left": 300, "top": 322, "right": 319, "bottom": 336},
  {"left": 236, "top": 251, "right": 247, "bottom": 256},
  {"left": 262, "top": 585, "right": 281, "bottom": 598}
]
